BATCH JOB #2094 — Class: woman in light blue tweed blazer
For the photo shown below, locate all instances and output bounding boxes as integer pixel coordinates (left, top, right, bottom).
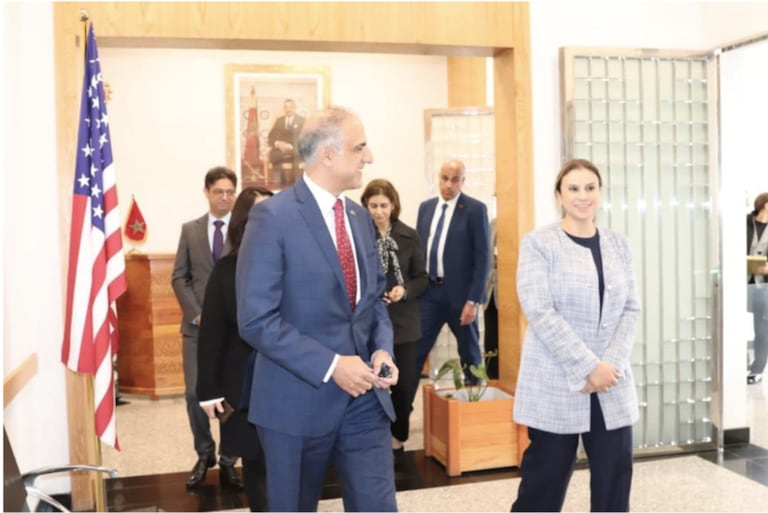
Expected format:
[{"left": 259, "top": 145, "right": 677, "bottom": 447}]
[{"left": 511, "top": 159, "right": 640, "bottom": 512}]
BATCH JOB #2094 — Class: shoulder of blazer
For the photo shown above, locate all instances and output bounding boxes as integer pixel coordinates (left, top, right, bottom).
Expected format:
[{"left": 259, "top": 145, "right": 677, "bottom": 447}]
[
  {"left": 528, "top": 222, "right": 562, "bottom": 246},
  {"left": 391, "top": 219, "right": 417, "bottom": 240},
  {"left": 181, "top": 213, "right": 209, "bottom": 233},
  {"left": 420, "top": 197, "right": 438, "bottom": 210},
  {"left": 457, "top": 192, "right": 484, "bottom": 209}
]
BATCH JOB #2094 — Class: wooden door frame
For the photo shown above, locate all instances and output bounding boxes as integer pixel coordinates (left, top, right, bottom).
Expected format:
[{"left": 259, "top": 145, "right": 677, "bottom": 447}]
[{"left": 53, "top": 3, "right": 532, "bottom": 508}]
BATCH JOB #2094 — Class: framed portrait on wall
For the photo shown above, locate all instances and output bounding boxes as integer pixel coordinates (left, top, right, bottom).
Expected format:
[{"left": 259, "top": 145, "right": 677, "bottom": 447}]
[{"left": 225, "top": 64, "right": 331, "bottom": 191}]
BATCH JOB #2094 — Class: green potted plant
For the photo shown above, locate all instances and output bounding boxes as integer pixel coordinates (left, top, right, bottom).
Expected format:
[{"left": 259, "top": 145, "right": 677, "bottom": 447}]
[
  {"left": 432, "top": 350, "right": 498, "bottom": 401},
  {"left": 422, "top": 350, "right": 524, "bottom": 476}
]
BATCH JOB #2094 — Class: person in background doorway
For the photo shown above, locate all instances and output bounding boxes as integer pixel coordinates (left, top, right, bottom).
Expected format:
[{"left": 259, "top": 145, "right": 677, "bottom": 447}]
[
  {"left": 511, "top": 158, "right": 640, "bottom": 512},
  {"left": 747, "top": 192, "right": 768, "bottom": 385},
  {"left": 171, "top": 166, "right": 244, "bottom": 490},
  {"left": 415, "top": 159, "right": 490, "bottom": 386},
  {"left": 197, "top": 186, "right": 273, "bottom": 511},
  {"left": 361, "top": 178, "right": 429, "bottom": 455}
]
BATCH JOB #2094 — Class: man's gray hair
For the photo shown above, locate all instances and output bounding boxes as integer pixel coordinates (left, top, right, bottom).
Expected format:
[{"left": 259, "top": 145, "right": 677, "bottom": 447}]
[{"left": 297, "top": 106, "right": 354, "bottom": 169}]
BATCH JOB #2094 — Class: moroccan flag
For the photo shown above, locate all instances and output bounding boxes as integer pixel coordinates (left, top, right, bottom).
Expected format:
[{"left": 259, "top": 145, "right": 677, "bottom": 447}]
[
  {"left": 60, "top": 23, "right": 126, "bottom": 449},
  {"left": 241, "top": 85, "right": 263, "bottom": 185},
  {"left": 124, "top": 196, "right": 147, "bottom": 244}
]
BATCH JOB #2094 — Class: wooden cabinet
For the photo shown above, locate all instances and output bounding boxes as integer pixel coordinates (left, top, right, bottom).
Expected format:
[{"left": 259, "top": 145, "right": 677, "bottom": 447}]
[{"left": 116, "top": 253, "right": 184, "bottom": 398}]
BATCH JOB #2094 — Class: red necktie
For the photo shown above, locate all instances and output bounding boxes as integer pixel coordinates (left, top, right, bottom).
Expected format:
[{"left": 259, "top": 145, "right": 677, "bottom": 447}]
[{"left": 334, "top": 199, "right": 357, "bottom": 312}]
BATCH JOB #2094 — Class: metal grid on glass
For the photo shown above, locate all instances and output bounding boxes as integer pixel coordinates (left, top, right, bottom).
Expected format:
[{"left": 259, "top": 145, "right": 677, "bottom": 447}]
[{"left": 562, "top": 50, "right": 717, "bottom": 452}]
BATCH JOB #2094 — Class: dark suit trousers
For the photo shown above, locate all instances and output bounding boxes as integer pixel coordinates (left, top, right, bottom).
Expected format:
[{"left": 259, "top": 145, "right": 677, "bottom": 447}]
[
  {"left": 391, "top": 341, "right": 419, "bottom": 443},
  {"left": 511, "top": 394, "right": 633, "bottom": 512},
  {"left": 416, "top": 283, "right": 482, "bottom": 386},
  {"left": 182, "top": 333, "right": 237, "bottom": 466},
  {"left": 256, "top": 392, "right": 396, "bottom": 512},
  {"left": 484, "top": 293, "right": 499, "bottom": 379}
]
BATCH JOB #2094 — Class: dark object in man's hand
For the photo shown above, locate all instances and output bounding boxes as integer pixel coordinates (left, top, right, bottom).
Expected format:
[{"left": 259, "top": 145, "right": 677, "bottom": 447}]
[
  {"left": 215, "top": 400, "right": 234, "bottom": 423},
  {"left": 378, "top": 362, "right": 392, "bottom": 378}
]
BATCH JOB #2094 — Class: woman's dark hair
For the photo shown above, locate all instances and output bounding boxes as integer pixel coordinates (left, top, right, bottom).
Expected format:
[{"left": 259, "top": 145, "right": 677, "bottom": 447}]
[
  {"left": 228, "top": 186, "right": 273, "bottom": 255},
  {"left": 553, "top": 158, "right": 603, "bottom": 195},
  {"left": 754, "top": 192, "right": 768, "bottom": 216},
  {"left": 360, "top": 178, "right": 401, "bottom": 222}
]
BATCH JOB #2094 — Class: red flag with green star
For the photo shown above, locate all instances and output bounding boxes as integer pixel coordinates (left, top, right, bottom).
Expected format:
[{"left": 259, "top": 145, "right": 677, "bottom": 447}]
[{"left": 124, "top": 196, "right": 147, "bottom": 244}]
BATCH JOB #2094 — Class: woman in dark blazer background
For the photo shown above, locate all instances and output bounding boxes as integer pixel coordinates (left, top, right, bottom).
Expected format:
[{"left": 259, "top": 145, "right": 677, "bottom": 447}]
[
  {"left": 361, "top": 178, "right": 429, "bottom": 453},
  {"left": 197, "top": 186, "right": 273, "bottom": 511}
]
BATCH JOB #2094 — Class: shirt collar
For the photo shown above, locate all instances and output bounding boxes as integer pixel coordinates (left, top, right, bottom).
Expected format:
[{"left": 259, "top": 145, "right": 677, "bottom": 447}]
[
  {"left": 208, "top": 211, "right": 231, "bottom": 226},
  {"left": 303, "top": 174, "right": 345, "bottom": 214},
  {"left": 440, "top": 192, "right": 461, "bottom": 210}
]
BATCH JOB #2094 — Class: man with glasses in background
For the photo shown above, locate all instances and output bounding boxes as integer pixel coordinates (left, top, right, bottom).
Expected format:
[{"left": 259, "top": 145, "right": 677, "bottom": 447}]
[{"left": 172, "top": 166, "right": 244, "bottom": 490}]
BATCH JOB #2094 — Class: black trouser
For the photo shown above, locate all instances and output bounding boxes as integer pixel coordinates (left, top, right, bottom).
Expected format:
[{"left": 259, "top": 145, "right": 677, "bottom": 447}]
[
  {"left": 484, "top": 293, "right": 499, "bottom": 379},
  {"left": 390, "top": 340, "right": 419, "bottom": 443},
  {"left": 511, "top": 394, "right": 633, "bottom": 512}
]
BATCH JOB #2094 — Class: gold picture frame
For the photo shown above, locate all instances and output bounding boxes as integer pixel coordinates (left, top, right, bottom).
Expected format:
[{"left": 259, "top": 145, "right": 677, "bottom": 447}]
[{"left": 225, "top": 64, "right": 331, "bottom": 191}]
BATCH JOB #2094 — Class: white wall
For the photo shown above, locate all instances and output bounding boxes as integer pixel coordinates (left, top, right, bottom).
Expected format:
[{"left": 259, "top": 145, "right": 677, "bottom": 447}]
[
  {"left": 99, "top": 48, "right": 448, "bottom": 252},
  {"left": 2, "top": 1, "right": 70, "bottom": 494},
  {"left": 529, "top": 1, "right": 768, "bottom": 434},
  {"left": 720, "top": 38, "right": 768, "bottom": 431}
]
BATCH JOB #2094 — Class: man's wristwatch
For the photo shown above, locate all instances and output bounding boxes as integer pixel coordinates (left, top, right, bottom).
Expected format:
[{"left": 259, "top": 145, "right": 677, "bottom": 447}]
[{"left": 467, "top": 300, "right": 477, "bottom": 307}]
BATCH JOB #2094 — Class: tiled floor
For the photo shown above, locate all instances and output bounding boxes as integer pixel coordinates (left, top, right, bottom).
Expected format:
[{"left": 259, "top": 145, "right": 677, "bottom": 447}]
[{"left": 101, "top": 372, "right": 768, "bottom": 511}]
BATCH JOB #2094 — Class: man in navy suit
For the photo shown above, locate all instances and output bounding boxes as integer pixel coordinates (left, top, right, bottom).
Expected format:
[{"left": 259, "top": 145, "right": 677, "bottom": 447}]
[
  {"left": 236, "top": 106, "right": 399, "bottom": 512},
  {"left": 415, "top": 159, "right": 490, "bottom": 385}
]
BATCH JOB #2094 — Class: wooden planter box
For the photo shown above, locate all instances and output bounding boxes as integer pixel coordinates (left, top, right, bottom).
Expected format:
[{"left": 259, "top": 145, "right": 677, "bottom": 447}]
[{"left": 423, "top": 379, "right": 526, "bottom": 476}]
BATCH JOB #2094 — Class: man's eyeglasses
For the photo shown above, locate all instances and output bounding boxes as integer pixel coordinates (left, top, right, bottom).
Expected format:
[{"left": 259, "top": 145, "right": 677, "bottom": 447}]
[{"left": 211, "top": 189, "right": 236, "bottom": 197}]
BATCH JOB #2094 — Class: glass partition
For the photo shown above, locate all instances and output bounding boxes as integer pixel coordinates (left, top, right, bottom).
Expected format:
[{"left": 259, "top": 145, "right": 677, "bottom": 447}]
[{"left": 561, "top": 49, "right": 719, "bottom": 453}]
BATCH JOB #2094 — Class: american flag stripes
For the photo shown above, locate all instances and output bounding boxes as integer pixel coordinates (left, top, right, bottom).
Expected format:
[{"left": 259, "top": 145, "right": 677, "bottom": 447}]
[{"left": 61, "top": 23, "right": 126, "bottom": 449}]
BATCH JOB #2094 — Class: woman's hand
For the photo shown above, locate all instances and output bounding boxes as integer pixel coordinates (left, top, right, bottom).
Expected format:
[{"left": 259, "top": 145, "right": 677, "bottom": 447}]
[
  {"left": 384, "top": 285, "right": 406, "bottom": 304},
  {"left": 201, "top": 401, "right": 224, "bottom": 419},
  {"left": 582, "top": 361, "right": 622, "bottom": 393}
]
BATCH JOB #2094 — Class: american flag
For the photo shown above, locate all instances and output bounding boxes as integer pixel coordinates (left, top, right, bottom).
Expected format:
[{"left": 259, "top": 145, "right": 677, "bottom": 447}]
[{"left": 61, "top": 23, "right": 126, "bottom": 449}]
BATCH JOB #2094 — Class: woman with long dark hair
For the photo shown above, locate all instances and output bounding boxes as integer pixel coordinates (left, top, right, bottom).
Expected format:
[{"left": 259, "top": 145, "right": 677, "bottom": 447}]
[{"left": 197, "top": 186, "right": 273, "bottom": 510}]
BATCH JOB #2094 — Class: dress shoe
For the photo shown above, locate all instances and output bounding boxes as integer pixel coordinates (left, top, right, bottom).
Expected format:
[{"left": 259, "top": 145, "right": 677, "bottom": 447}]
[
  {"left": 747, "top": 373, "right": 763, "bottom": 385},
  {"left": 186, "top": 455, "right": 215, "bottom": 489},
  {"left": 219, "top": 464, "right": 245, "bottom": 490}
]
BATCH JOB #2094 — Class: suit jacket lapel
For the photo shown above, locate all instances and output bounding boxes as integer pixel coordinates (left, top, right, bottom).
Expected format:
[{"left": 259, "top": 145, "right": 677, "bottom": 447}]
[
  {"left": 294, "top": 180, "right": 349, "bottom": 299},
  {"left": 348, "top": 203, "right": 369, "bottom": 305},
  {"left": 446, "top": 193, "right": 465, "bottom": 243},
  {"left": 419, "top": 198, "right": 438, "bottom": 243},
  {"left": 195, "top": 215, "right": 214, "bottom": 266}
]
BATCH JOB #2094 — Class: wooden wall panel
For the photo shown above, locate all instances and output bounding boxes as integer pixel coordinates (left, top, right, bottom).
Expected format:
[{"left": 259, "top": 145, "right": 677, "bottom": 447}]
[
  {"left": 447, "top": 57, "right": 487, "bottom": 107},
  {"left": 495, "top": 46, "right": 533, "bottom": 389},
  {"left": 116, "top": 254, "right": 184, "bottom": 398},
  {"left": 53, "top": 2, "right": 533, "bottom": 507},
  {"left": 69, "top": 2, "right": 521, "bottom": 48}
]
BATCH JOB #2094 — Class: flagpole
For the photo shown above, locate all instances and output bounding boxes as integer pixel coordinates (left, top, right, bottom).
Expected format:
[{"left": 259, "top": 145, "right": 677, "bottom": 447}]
[{"left": 76, "top": 11, "right": 109, "bottom": 513}]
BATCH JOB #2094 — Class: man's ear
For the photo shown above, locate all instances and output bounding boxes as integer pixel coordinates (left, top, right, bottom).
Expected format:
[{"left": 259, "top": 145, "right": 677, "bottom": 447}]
[{"left": 320, "top": 145, "right": 335, "bottom": 165}]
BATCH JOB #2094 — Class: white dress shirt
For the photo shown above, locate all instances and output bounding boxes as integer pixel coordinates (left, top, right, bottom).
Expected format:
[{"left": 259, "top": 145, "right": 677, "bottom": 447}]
[{"left": 426, "top": 193, "right": 460, "bottom": 278}]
